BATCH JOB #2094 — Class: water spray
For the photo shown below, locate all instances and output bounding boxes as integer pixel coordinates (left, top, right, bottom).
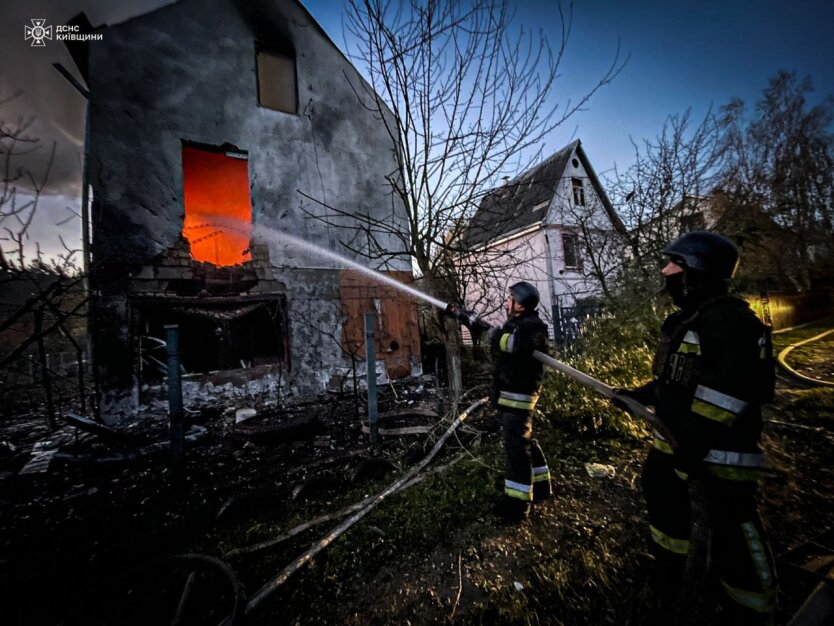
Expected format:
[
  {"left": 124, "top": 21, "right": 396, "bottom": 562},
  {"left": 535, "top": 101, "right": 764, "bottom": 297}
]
[
  {"left": 254, "top": 225, "right": 448, "bottom": 309},
  {"left": 255, "top": 224, "right": 672, "bottom": 445}
]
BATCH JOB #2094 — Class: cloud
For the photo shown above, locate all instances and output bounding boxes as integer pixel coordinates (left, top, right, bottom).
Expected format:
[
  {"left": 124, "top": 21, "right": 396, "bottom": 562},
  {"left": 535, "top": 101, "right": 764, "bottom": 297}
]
[
  {"left": 0, "top": 0, "right": 175, "bottom": 197},
  {"left": 1, "top": 192, "right": 82, "bottom": 266}
]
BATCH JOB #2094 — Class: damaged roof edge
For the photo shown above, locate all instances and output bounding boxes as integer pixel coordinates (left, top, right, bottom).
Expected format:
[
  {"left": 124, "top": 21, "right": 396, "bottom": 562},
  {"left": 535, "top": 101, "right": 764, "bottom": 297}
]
[{"left": 65, "top": 0, "right": 398, "bottom": 126}]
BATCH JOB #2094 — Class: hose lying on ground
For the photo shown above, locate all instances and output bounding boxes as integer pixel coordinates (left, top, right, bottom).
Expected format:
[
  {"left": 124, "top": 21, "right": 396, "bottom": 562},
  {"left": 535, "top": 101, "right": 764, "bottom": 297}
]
[
  {"left": 776, "top": 328, "right": 834, "bottom": 388},
  {"left": 223, "top": 454, "right": 466, "bottom": 558},
  {"left": 236, "top": 397, "right": 489, "bottom": 619}
]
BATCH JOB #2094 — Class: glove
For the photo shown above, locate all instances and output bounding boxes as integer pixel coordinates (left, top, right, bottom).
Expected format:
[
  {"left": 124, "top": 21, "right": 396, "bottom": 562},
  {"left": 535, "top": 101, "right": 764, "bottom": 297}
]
[
  {"left": 612, "top": 380, "right": 656, "bottom": 408},
  {"left": 445, "top": 303, "right": 491, "bottom": 337},
  {"left": 610, "top": 389, "right": 636, "bottom": 415}
]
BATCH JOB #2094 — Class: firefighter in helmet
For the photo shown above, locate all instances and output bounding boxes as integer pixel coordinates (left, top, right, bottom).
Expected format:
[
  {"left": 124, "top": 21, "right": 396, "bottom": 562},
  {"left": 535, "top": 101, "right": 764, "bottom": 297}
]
[
  {"left": 452, "top": 281, "right": 552, "bottom": 521},
  {"left": 613, "top": 231, "right": 776, "bottom": 622}
]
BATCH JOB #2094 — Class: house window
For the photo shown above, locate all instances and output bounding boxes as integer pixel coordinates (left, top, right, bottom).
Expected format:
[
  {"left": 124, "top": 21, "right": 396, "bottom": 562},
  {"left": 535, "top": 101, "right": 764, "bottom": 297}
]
[
  {"left": 562, "top": 233, "right": 581, "bottom": 269},
  {"left": 681, "top": 212, "right": 706, "bottom": 232},
  {"left": 257, "top": 48, "right": 297, "bottom": 114},
  {"left": 137, "top": 296, "right": 289, "bottom": 379},
  {"left": 571, "top": 178, "right": 585, "bottom": 206}
]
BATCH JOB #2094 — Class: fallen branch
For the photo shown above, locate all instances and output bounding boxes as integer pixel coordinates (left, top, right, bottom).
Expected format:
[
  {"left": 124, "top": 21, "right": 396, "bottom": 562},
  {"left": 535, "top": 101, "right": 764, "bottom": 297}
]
[
  {"left": 767, "top": 418, "right": 825, "bottom": 432},
  {"left": 239, "top": 398, "right": 489, "bottom": 618},
  {"left": 225, "top": 454, "right": 467, "bottom": 558},
  {"left": 360, "top": 424, "right": 432, "bottom": 436},
  {"left": 450, "top": 552, "right": 463, "bottom": 620}
]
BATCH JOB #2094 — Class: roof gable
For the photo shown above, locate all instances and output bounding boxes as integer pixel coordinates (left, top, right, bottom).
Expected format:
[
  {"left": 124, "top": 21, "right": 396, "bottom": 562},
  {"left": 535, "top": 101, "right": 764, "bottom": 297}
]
[
  {"left": 464, "top": 141, "right": 578, "bottom": 247},
  {"left": 464, "top": 140, "right": 625, "bottom": 247}
]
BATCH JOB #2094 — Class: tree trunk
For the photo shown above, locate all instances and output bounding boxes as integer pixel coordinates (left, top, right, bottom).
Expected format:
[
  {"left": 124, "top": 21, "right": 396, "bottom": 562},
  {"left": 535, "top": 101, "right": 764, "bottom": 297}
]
[{"left": 443, "top": 316, "right": 463, "bottom": 401}]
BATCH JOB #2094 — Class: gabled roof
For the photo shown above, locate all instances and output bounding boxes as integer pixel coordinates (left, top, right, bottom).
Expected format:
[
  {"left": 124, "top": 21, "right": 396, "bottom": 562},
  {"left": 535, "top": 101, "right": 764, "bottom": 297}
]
[{"left": 464, "top": 140, "right": 625, "bottom": 247}]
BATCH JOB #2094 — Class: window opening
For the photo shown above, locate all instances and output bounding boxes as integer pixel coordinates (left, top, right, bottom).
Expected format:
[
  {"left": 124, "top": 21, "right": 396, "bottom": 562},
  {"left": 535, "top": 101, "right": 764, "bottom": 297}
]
[
  {"left": 571, "top": 177, "right": 586, "bottom": 207},
  {"left": 562, "top": 233, "right": 582, "bottom": 269},
  {"left": 257, "top": 48, "right": 297, "bottom": 114},
  {"left": 182, "top": 144, "right": 252, "bottom": 266},
  {"left": 138, "top": 297, "right": 289, "bottom": 380}
]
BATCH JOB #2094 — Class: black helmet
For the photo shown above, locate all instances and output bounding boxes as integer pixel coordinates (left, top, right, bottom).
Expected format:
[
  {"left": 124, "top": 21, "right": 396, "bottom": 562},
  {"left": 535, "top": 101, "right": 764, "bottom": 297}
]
[
  {"left": 509, "top": 281, "right": 540, "bottom": 310},
  {"left": 662, "top": 231, "right": 738, "bottom": 279}
]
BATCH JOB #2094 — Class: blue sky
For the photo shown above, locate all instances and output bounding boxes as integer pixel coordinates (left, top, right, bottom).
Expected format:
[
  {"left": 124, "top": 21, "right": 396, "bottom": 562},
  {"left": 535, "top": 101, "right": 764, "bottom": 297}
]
[
  {"left": 308, "top": 0, "right": 834, "bottom": 175},
  {"left": 1, "top": 0, "right": 832, "bottom": 258}
]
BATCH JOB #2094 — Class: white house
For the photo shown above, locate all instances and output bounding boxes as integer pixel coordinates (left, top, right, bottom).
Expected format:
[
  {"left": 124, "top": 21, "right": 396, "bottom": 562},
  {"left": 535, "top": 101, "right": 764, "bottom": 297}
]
[{"left": 460, "top": 140, "right": 625, "bottom": 342}]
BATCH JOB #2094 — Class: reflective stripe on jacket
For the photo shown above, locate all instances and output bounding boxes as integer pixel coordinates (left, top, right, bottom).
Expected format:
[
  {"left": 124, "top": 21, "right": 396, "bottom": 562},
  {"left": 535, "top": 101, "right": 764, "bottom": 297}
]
[
  {"left": 491, "top": 310, "right": 549, "bottom": 405},
  {"left": 649, "top": 296, "right": 774, "bottom": 473}
]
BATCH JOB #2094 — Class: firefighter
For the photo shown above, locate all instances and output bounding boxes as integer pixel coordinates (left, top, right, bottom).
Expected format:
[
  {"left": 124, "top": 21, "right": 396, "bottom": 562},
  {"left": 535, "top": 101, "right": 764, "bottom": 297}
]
[
  {"left": 453, "top": 282, "right": 552, "bottom": 521},
  {"left": 613, "top": 231, "right": 776, "bottom": 623}
]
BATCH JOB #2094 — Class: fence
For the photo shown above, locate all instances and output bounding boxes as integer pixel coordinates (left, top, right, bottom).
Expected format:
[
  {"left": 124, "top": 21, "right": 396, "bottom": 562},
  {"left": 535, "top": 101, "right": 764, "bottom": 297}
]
[
  {"left": 1, "top": 351, "right": 88, "bottom": 387},
  {"left": 744, "top": 288, "right": 834, "bottom": 331},
  {"left": 552, "top": 303, "right": 605, "bottom": 346},
  {"left": 551, "top": 288, "right": 834, "bottom": 346}
]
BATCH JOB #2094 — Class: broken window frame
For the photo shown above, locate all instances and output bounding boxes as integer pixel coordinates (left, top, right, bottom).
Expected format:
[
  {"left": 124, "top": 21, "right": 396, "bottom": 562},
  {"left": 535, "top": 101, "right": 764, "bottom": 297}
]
[{"left": 132, "top": 294, "right": 291, "bottom": 384}]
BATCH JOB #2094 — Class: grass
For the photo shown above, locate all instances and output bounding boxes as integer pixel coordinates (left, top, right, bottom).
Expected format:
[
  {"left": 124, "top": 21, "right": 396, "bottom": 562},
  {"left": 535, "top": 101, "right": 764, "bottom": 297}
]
[{"left": 201, "top": 308, "right": 834, "bottom": 623}]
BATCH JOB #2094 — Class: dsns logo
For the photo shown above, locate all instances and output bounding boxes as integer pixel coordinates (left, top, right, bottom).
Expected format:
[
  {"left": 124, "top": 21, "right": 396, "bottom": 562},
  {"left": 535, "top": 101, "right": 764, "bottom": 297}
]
[{"left": 24, "top": 19, "right": 52, "bottom": 47}]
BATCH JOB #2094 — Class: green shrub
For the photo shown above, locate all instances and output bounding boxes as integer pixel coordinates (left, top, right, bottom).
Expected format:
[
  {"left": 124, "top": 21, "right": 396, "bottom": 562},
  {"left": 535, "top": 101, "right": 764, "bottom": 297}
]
[{"left": 539, "top": 298, "right": 670, "bottom": 439}]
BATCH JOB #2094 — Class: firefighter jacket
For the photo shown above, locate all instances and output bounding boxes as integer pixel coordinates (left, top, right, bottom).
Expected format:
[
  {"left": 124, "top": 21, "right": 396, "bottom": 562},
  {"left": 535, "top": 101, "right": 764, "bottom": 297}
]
[
  {"left": 489, "top": 310, "right": 549, "bottom": 411},
  {"left": 646, "top": 295, "right": 775, "bottom": 479}
]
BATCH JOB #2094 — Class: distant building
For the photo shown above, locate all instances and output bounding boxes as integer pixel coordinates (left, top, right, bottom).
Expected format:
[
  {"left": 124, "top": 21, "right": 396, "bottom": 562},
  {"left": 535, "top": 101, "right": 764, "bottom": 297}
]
[{"left": 461, "top": 140, "right": 625, "bottom": 342}]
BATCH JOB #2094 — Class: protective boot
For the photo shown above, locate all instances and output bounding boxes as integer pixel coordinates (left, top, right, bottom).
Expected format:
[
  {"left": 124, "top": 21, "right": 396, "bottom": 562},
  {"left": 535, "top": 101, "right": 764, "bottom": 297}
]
[
  {"left": 532, "top": 477, "right": 552, "bottom": 502},
  {"left": 494, "top": 495, "right": 530, "bottom": 523}
]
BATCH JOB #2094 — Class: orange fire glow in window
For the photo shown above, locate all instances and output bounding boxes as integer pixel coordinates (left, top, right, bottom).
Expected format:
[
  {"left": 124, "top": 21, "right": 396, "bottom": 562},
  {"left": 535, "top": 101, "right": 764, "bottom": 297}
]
[{"left": 182, "top": 145, "right": 252, "bottom": 266}]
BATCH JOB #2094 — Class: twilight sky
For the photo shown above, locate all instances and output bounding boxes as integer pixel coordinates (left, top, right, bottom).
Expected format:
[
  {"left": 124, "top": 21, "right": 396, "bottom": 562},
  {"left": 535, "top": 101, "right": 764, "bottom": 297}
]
[{"left": 1, "top": 0, "right": 832, "bottom": 260}]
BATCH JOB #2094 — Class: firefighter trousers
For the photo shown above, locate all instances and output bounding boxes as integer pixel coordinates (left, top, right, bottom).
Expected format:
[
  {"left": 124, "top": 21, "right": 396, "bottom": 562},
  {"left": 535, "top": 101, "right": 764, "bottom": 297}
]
[
  {"left": 500, "top": 408, "right": 552, "bottom": 505},
  {"left": 642, "top": 447, "right": 777, "bottom": 623}
]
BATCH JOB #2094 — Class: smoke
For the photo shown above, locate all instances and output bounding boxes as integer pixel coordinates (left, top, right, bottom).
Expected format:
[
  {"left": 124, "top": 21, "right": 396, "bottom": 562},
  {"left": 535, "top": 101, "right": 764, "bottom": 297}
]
[{"left": 0, "top": 0, "right": 175, "bottom": 197}]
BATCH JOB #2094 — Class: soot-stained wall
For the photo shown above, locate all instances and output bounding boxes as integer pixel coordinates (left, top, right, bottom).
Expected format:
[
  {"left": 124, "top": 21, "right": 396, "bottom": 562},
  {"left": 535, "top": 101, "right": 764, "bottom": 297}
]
[{"left": 85, "top": 0, "right": 414, "bottom": 419}]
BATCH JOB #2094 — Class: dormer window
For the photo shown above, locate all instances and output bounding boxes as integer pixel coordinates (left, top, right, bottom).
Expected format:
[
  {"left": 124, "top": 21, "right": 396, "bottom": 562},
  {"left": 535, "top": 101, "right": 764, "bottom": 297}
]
[
  {"left": 571, "top": 178, "right": 585, "bottom": 206},
  {"left": 257, "top": 47, "right": 297, "bottom": 114}
]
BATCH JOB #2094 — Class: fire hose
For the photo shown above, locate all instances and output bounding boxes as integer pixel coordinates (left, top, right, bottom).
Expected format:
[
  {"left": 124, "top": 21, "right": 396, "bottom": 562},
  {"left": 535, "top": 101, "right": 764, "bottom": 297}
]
[
  {"left": 443, "top": 302, "right": 677, "bottom": 447},
  {"left": 531, "top": 350, "right": 677, "bottom": 447}
]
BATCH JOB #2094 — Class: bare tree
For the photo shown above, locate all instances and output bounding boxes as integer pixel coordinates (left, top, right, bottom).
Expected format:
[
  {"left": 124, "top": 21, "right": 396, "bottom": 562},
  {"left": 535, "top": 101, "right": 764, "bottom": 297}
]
[
  {"left": 0, "top": 91, "right": 89, "bottom": 422},
  {"left": 718, "top": 71, "right": 834, "bottom": 290},
  {"left": 0, "top": 90, "right": 57, "bottom": 269},
  {"left": 315, "top": 0, "right": 623, "bottom": 396},
  {"left": 605, "top": 108, "right": 724, "bottom": 294},
  {"left": 601, "top": 70, "right": 834, "bottom": 300}
]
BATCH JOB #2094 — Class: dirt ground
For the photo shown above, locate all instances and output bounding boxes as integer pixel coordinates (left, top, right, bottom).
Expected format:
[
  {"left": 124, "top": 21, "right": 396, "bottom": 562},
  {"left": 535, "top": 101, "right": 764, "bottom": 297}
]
[{"left": 0, "top": 334, "right": 832, "bottom": 625}]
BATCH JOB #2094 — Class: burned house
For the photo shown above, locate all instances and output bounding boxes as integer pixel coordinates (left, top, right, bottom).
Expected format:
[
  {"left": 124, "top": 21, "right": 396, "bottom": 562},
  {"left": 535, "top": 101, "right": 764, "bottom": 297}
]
[{"left": 69, "top": 0, "right": 419, "bottom": 418}]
